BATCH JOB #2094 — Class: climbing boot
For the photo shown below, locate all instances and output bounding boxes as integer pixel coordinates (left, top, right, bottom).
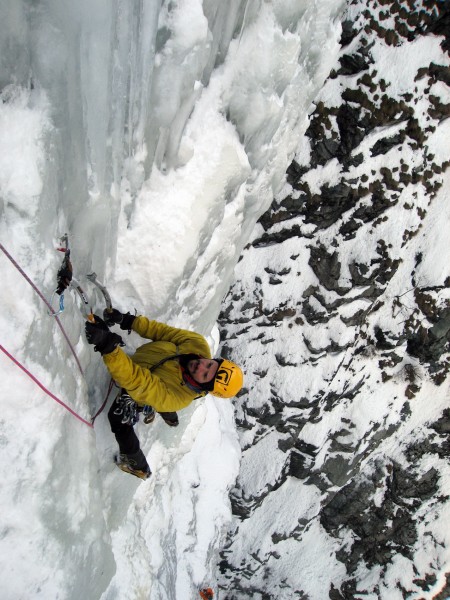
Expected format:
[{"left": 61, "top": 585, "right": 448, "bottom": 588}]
[
  {"left": 114, "top": 450, "right": 151, "bottom": 480},
  {"left": 142, "top": 405, "right": 155, "bottom": 424}
]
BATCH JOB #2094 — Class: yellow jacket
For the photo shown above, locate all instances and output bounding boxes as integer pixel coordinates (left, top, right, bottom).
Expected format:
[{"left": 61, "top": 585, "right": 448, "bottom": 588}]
[{"left": 103, "top": 317, "right": 211, "bottom": 413}]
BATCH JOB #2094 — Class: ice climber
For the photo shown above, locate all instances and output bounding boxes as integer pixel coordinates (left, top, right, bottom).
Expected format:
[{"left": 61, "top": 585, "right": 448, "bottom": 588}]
[{"left": 84, "top": 309, "right": 244, "bottom": 479}]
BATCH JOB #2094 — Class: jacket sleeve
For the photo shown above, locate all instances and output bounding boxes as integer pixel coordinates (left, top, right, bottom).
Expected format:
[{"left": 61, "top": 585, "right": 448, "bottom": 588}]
[
  {"left": 132, "top": 317, "right": 211, "bottom": 356},
  {"left": 103, "top": 346, "right": 190, "bottom": 412}
]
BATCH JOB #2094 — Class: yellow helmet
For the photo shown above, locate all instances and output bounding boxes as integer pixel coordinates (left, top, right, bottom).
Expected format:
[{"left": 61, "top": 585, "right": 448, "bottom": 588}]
[{"left": 210, "top": 359, "right": 244, "bottom": 398}]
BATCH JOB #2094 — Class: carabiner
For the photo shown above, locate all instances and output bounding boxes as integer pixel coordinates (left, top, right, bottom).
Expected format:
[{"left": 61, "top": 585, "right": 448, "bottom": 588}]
[{"left": 48, "top": 289, "right": 65, "bottom": 316}]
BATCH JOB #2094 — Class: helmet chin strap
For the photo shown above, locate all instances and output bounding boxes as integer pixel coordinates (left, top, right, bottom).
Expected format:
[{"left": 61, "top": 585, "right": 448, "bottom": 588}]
[{"left": 181, "top": 368, "right": 205, "bottom": 393}]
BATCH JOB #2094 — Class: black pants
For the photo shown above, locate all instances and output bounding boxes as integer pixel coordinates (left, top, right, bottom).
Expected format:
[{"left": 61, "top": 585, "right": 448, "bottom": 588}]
[{"left": 108, "top": 394, "right": 179, "bottom": 455}]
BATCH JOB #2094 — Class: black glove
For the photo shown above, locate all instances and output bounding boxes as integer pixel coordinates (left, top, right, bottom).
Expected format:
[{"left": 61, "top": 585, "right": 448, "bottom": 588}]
[
  {"left": 85, "top": 316, "right": 123, "bottom": 355},
  {"left": 103, "top": 308, "right": 136, "bottom": 331},
  {"left": 103, "top": 308, "right": 124, "bottom": 325}
]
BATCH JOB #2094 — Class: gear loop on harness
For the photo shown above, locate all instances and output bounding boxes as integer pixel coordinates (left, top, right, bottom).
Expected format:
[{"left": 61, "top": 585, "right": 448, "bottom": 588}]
[{"left": 112, "top": 391, "right": 140, "bottom": 426}]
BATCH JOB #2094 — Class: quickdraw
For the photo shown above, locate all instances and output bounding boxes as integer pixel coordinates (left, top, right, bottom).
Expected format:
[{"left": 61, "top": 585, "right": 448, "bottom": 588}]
[
  {"left": 48, "top": 234, "right": 94, "bottom": 322},
  {"left": 49, "top": 234, "right": 112, "bottom": 323}
]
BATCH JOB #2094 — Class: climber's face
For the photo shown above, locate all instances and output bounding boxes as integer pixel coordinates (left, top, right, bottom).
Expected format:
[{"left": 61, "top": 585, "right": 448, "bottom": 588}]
[{"left": 187, "top": 358, "right": 219, "bottom": 383}]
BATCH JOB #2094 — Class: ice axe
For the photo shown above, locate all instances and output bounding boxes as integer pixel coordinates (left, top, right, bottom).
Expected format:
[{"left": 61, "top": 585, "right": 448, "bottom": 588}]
[{"left": 86, "top": 272, "right": 113, "bottom": 314}]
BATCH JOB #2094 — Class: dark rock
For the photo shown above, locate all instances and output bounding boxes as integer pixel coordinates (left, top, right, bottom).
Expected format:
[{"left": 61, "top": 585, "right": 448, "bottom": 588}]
[
  {"left": 429, "top": 62, "right": 450, "bottom": 86},
  {"left": 309, "top": 244, "right": 350, "bottom": 294},
  {"left": 352, "top": 182, "right": 397, "bottom": 223},
  {"left": 340, "top": 20, "right": 359, "bottom": 47},
  {"left": 286, "top": 159, "right": 309, "bottom": 185},
  {"left": 274, "top": 353, "right": 297, "bottom": 367},
  {"left": 339, "top": 218, "right": 361, "bottom": 239},
  {"left": 336, "top": 104, "right": 366, "bottom": 158},
  {"left": 346, "top": 152, "right": 364, "bottom": 168},
  {"left": 431, "top": 409, "right": 450, "bottom": 435},
  {"left": 338, "top": 52, "right": 372, "bottom": 75},
  {"left": 302, "top": 297, "right": 330, "bottom": 325},
  {"left": 340, "top": 306, "right": 371, "bottom": 326},
  {"left": 252, "top": 224, "right": 305, "bottom": 248},
  {"left": 288, "top": 451, "right": 312, "bottom": 479},
  {"left": 304, "top": 336, "right": 353, "bottom": 356},
  {"left": 323, "top": 379, "right": 365, "bottom": 413},
  {"left": 389, "top": 464, "right": 439, "bottom": 505},
  {"left": 370, "top": 132, "right": 404, "bottom": 156},
  {"left": 321, "top": 460, "right": 439, "bottom": 575},
  {"left": 413, "top": 572, "right": 437, "bottom": 592},
  {"left": 305, "top": 183, "right": 363, "bottom": 228},
  {"left": 414, "top": 288, "right": 441, "bottom": 322},
  {"left": 374, "top": 326, "right": 396, "bottom": 349},
  {"left": 425, "top": 1, "right": 450, "bottom": 52},
  {"left": 321, "top": 455, "right": 353, "bottom": 486},
  {"left": 259, "top": 410, "right": 284, "bottom": 428},
  {"left": 348, "top": 261, "right": 370, "bottom": 286},
  {"left": 266, "top": 307, "right": 296, "bottom": 322},
  {"left": 430, "top": 572, "right": 450, "bottom": 600},
  {"left": 406, "top": 307, "right": 450, "bottom": 362},
  {"left": 429, "top": 94, "right": 450, "bottom": 121},
  {"left": 330, "top": 581, "right": 359, "bottom": 600},
  {"left": 313, "top": 138, "right": 340, "bottom": 163}
]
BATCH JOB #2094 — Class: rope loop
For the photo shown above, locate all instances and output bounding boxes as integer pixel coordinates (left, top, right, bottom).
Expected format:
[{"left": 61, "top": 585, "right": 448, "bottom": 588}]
[
  {"left": 0, "top": 242, "right": 84, "bottom": 375},
  {"left": 0, "top": 243, "right": 114, "bottom": 427},
  {"left": 0, "top": 344, "right": 93, "bottom": 428}
]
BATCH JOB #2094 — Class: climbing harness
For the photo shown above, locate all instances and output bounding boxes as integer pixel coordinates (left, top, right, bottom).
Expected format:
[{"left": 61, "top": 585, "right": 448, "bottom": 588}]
[
  {"left": 111, "top": 391, "right": 156, "bottom": 426},
  {"left": 113, "top": 391, "right": 140, "bottom": 426}
]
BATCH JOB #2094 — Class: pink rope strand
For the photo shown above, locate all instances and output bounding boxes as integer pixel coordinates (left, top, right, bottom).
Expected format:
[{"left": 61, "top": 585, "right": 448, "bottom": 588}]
[
  {"left": 92, "top": 378, "right": 115, "bottom": 424},
  {"left": 0, "top": 243, "right": 84, "bottom": 375},
  {"left": 0, "top": 344, "right": 93, "bottom": 428}
]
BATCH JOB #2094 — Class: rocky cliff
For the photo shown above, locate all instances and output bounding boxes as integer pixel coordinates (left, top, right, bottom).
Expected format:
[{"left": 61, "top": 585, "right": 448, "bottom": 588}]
[{"left": 217, "top": 1, "right": 450, "bottom": 598}]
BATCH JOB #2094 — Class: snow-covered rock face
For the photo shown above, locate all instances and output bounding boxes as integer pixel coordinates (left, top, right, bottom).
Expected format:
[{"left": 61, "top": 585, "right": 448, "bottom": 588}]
[{"left": 218, "top": 2, "right": 450, "bottom": 598}]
